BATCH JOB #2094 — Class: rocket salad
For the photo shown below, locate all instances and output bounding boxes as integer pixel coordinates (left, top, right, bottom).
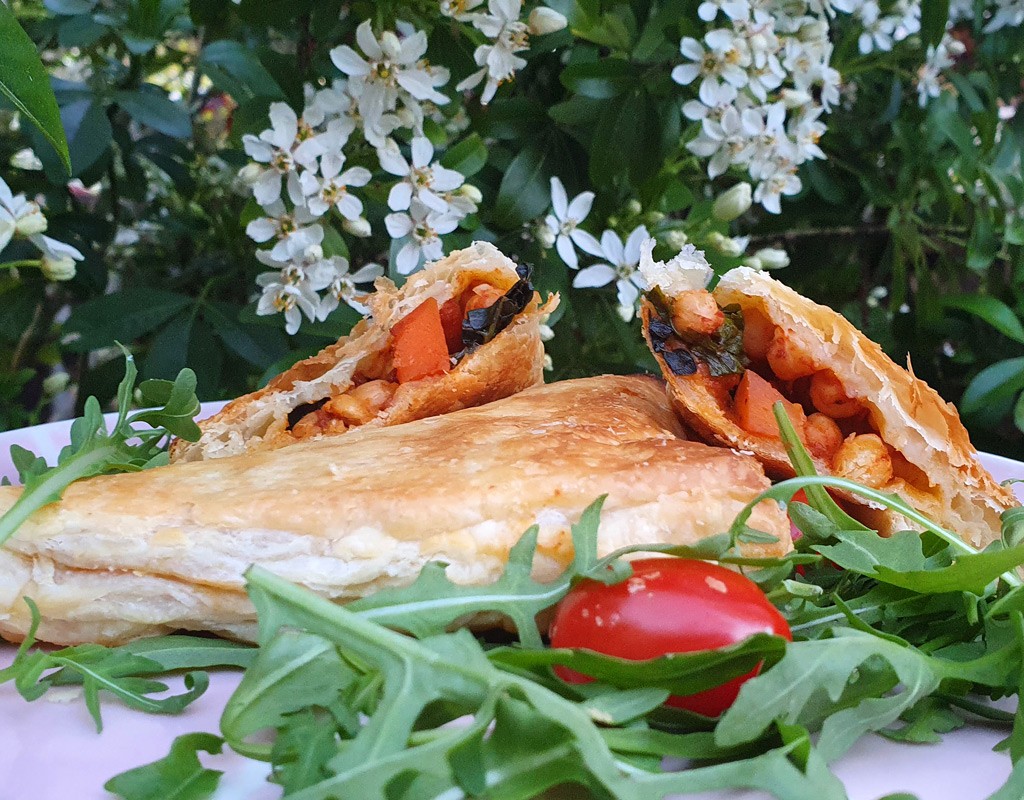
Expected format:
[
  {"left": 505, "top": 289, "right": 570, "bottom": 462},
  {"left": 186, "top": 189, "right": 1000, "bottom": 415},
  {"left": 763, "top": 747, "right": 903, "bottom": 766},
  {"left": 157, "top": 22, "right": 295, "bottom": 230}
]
[{"left": 3, "top": 370, "right": 1024, "bottom": 798}]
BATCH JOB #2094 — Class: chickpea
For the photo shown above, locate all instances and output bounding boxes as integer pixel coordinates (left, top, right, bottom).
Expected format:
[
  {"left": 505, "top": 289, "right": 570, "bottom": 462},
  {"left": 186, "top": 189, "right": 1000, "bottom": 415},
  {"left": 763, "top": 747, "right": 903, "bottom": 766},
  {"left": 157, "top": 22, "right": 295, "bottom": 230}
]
[
  {"left": 670, "top": 290, "right": 724, "bottom": 335},
  {"left": 831, "top": 433, "right": 893, "bottom": 488},
  {"left": 809, "top": 371, "right": 862, "bottom": 418},
  {"left": 742, "top": 309, "right": 775, "bottom": 361},
  {"left": 765, "top": 328, "right": 817, "bottom": 380},
  {"left": 804, "top": 413, "right": 843, "bottom": 462},
  {"left": 323, "top": 393, "right": 376, "bottom": 426},
  {"left": 464, "top": 283, "right": 505, "bottom": 312},
  {"left": 292, "top": 410, "right": 346, "bottom": 439},
  {"left": 349, "top": 379, "right": 399, "bottom": 415}
]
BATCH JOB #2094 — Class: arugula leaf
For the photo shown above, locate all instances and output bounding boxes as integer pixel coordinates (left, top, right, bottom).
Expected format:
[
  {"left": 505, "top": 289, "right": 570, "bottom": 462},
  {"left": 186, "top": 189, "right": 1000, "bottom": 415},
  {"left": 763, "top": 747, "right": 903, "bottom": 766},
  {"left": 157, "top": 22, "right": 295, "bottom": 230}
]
[
  {"left": 104, "top": 733, "right": 224, "bottom": 800},
  {"left": 0, "top": 351, "right": 201, "bottom": 546},
  {"left": 0, "top": 600, "right": 220, "bottom": 731},
  {"left": 880, "top": 697, "right": 965, "bottom": 744}
]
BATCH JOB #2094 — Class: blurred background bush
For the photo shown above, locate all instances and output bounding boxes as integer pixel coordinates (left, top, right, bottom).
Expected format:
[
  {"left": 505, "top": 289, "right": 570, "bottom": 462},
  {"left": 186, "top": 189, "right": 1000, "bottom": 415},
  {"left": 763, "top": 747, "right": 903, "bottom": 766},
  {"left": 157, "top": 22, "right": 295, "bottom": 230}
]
[{"left": 0, "top": 0, "right": 1022, "bottom": 458}]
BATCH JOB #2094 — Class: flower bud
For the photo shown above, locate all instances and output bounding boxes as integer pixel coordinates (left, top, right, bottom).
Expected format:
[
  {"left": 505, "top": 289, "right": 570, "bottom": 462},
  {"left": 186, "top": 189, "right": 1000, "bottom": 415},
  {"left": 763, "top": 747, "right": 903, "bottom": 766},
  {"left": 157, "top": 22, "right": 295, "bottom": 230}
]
[
  {"left": 40, "top": 254, "right": 77, "bottom": 281},
  {"left": 15, "top": 202, "right": 47, "bottom": 237},
  {"left": 543, "top": 354, "right": 554, "bottom": 371},
  {"left": 745, "top": 256, "right": 763, "bottom": 270},
  {"left": 712, "top": 183, "right": 752, "bottom": 222},
  {"left": 528, "top": 7, "right": 568, "bottom": 35},
  {"left": 237, "top": 163, "right": 262, "bottom": 186},
  {"left": 42, "top": 371, "right": 69, "bottom": 396},
  {"left": 536, "top": 222, "right": 556, "bottom": 249},
  {"left": 626, "top": 199, "right": 643, "bottom": 215},
  {"left": 539, "top": 323, "right": 555, "bottom": 342},
  {"left": 461, "top": 183, "right": 483, "bottom": 204},
  {"left": 10, "top": 148, "right": 43, "bottom": 171},
  {"left": 343, "top": 216, "right": 372, "bottom": 238},
  {"left": 663, "top": 229, "right": 689, "bottom": 249},
  {"left": 707, "top": 231, "right": 744, "bottom": 257},
  {"left": 643, "top": 211, "right": 665, "bottom": 225},
  {"left": 754, "top": 247, "right": 790, "bottom": 270}
]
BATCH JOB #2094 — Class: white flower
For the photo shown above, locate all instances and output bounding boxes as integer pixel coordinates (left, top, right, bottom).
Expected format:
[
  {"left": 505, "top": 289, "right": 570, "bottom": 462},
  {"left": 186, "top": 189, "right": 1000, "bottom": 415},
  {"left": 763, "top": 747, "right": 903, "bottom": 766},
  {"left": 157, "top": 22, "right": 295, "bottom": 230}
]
[
  {"left": 527, "top": 7, "right": 568, "bottom": 34},
  {"left": 542, "top": 177, "right": 603, "bottom": 269},
  {"left": 318, "top": 259, "right": 384, "bottom": 319},
  {"left": 687, "top": 104, "right": 761, "bottom": 179},
  {"left": 682, "top": 81, "right": 738, "bottom": 123},
  {"left": 256, "top": 277, "right": 321, "bottom": 335},
  {"left": 246, "top": 200, "right": 324, "bottom": 260},
  {"left": 917, "top": 36, "right": 964, "bottom": 107},
  {"left": 378, "top": 136, "right": 466, "bottom": 212},
  {"left": 10, "top": 148, "right": 43, "bottom": 171},
  {"left": 31, "top": 234, "right": 84, "bottom": 281},
  {"left": 698, "top": 0, "right": 750, "bottom": 22},
  {"left": 572, "top": 225, "right": 650, "bottom": 317},
  {"left": 713, "top": 182, "right": 753, "bottom": 221},
  {"left": 299, "top": 151, "right": 372, "bottom": 220},
  {"left": 753, "top": 162, "right": 802, "bottom": 214},
  {"left": 302, "top": 80, "right": 355, "bottom": 131},
  {"left": 637, "top": 238, "right": 713, "bottom": 296},
  {"left": 984, "top": 0, "right": 1024, "bottom": 30},
  {"left": 385, "top": 198, "right": 460, "bottom": 274},
  {"left": 0, "top": 177, "right": 49, "bottom": 249},
  {"left": 440, "top": 0, "right": 485, "bottom": 20},
  {"left": 671, "top": 34, "right": 750, "bottom": 104},
  {"left": 330, "top": 21, "right": 450, "bottom": 143},
  {"left": 242, "top": 103, "right": 324, "bottom": 207},
  {"left": 456, "top": 0, "right": 531, "bottom": 105}
]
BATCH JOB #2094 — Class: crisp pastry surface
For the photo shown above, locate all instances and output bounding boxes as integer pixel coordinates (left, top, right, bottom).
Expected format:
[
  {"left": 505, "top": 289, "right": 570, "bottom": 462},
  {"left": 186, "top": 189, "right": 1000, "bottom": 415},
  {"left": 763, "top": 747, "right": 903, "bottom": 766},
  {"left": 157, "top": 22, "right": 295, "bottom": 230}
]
[
  {"left": 171, "top": 241, "right": 556, "bottom": 463},
  {"left": 0, "top": 375, "right": 789, "bottom": 646},
  {"left": 643, "top": 266, "right": 1017, "bottom": 545}
]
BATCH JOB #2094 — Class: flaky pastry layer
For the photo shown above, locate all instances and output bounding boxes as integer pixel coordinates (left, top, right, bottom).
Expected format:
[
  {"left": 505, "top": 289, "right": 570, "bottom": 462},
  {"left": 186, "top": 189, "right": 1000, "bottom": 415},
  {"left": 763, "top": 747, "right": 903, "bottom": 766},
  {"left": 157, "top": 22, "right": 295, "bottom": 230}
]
[
  {"left": 171, "top": 241, "right": 556, "bottom": 462},
  {"left": 0, "top": 375, "right": 789, "bottom": 645}
]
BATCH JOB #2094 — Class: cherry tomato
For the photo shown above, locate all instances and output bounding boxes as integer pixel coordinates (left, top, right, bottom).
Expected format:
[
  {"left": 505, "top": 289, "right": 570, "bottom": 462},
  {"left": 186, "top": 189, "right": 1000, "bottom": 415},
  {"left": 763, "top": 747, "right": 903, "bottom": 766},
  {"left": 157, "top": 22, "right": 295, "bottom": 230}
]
[{"left": 549, "top": 558, "right": 791, "bottom": 717}]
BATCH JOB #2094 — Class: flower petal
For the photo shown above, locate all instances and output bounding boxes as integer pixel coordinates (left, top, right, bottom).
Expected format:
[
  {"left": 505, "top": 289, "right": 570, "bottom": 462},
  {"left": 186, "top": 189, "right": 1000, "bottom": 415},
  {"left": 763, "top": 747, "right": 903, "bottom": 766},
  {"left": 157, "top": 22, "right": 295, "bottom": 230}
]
[
  {"left": 396, "top": 241, "right": 422, "bottom": 274},
  {"left": 571, "top": 229, "right": 605, "bottom": 258},
  {"left": 355, "top": 20, "right": 383, "bottom": 60},
  {"left": 549, "top": 176, "right": 568, "bottom": 220},
  {"left": 572, "top": 264, "right": 617, "bottom": 288},
  {"left": 411, "top": 136, "right": 433, "bottom": 168},
  {"left": 388, "top": 182, "right": 413, "bottom": 211},
  {"left": 566, "top": 190, "right": 594, "bottom": 223},
  {"left": 385, "top": 212, "right": 414, "bottom": 238},
  {"left": 331, "top": 45, "right": 370, "bottom": 77},
  {"left": 555, "top": 234, "right": 578, "bottom": 269}
]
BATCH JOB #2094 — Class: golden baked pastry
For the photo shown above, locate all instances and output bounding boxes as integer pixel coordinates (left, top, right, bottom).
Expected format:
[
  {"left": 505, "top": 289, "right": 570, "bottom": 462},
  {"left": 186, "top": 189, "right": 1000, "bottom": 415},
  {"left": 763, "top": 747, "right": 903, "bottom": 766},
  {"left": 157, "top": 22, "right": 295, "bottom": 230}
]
[
  {"left": 0, "top": 375, "right": 789, "bottom": 646},
  {"left": 170, "top": 241, "right": 557, "bottom": 462},
  {"left": 640, "top": 260, "right": 1017, "bottom": 544}
]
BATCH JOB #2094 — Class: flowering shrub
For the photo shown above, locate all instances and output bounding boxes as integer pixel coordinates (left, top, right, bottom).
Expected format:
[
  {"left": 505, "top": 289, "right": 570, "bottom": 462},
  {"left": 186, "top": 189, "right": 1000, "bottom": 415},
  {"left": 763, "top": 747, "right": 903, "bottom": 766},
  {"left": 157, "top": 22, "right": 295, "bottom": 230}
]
[{"left": 0, "top": 0, "right": 1023, "bottom": 457}]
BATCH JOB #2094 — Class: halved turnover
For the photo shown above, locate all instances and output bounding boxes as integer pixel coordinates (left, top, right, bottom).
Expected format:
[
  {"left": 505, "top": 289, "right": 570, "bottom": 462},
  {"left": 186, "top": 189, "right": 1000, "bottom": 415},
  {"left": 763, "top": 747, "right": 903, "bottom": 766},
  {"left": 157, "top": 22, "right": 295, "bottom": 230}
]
[
  {"left": 639, "top": 247, "right": 1017, "bottom": 545},
  {"left": 0, "top": 376, "right": 789, "bottom": 646},
  {"left": 171, "top": 241, "right": 556, "bottom": 462}
]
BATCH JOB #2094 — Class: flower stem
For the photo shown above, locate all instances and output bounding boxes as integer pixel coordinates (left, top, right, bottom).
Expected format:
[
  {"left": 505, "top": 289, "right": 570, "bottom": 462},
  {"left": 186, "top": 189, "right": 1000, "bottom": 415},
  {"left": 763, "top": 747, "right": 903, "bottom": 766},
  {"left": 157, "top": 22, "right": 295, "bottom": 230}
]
[{"left": 0, "top": 259, "right": 43, "bottom": 270}]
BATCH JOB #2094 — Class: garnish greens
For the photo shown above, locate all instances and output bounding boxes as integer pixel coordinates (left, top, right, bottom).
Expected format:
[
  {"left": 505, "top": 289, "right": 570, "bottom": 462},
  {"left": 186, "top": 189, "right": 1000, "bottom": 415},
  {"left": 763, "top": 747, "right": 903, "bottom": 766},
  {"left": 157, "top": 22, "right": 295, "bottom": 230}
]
[
  {"left": 6, "top": 369, "right": 1024, "bottom": 797},
  {"left": 0, "top": 349, "right": 202, "bottom": 547}
]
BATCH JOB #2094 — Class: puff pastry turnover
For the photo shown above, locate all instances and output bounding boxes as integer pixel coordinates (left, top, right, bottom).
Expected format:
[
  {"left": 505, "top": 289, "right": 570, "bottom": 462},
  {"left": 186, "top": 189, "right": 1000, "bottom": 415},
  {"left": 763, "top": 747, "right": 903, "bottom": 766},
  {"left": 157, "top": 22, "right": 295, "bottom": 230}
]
[
  {"left": 641, "top": 263, "right": 1017, "bottom": 544},
  {"left": 0, "top": 375, "right": 789, "bottom": 646},
  {"left": 170, "top": 241, "right": 556, "bottom": 462}
]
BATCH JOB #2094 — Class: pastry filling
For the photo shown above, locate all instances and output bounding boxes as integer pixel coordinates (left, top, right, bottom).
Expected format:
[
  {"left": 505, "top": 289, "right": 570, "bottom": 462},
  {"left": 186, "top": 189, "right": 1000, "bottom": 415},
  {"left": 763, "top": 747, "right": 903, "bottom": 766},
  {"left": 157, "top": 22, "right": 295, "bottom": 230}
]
[
  {"left": 649, "top": 288, "right": 900, "bottom": 489},
  {"left": 289, "top": 266, "right": 534, "bottom": 439}
]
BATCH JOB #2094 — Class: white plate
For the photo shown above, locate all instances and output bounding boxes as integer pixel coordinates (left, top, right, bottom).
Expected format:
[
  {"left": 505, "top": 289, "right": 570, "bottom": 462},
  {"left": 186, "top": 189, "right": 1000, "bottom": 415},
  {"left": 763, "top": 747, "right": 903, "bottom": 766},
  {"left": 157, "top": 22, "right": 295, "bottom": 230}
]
[{"left": 0, "top": 406, "right": 1021, "bottom": 799}]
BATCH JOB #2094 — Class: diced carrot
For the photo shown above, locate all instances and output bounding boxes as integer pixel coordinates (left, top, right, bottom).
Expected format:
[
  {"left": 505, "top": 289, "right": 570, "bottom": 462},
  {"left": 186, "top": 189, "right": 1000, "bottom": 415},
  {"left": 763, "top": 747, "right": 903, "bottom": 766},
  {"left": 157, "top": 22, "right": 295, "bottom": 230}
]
[
  {"left": 438, "top": 297, "right": 464, "bottom": 354},
  {"left": 734, "top": 370, "right": 806, "bottom": 440},
  {"left": 391, "top": 298, "right": 451, "bottom": 384}
]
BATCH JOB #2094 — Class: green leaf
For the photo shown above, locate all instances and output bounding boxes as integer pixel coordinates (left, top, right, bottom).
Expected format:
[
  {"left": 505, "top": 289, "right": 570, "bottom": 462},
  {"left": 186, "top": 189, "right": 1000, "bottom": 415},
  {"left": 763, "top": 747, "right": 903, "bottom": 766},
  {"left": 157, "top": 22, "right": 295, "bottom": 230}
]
[
  {"left": 494, "top": 141, "right": 555, "bottom": 228},
  {"left": 104, "top": 733, "right": 224, "bottom": 800},
  {"left": 0, "top": 2, "right": 71, "bottom": 172},
  {"left": 203, "top": 303, "right": 288, "bottom": 369},
  {"left": 961, "top": 357, "right": 1024, "bottom": 417},
  {"left": 942, "top": 295, "right": 1024, "bottom": 343},
  {"left": 115, "top": 87, "right": 192, "bottom": 138},
  {"left": 0, "top": 352, "right": 202, "bottom": 548},
  {"left": 199, "top": 40, "right": 284, "bottom": 101},
  {"left": 881, "top": 697, "right": 964, "bottom": 743},
  {"left": 221, "top": 630, "right": 356, "bottom": 759},
  {"left": 440, "top": 133, "right": 488, "bottom": 178},
  {"left": 717, "top": 630, "right": 945, "bottom": 760},
  {"left": 64, "top": 289, "right": 192, "bottom": 352},
  {"left": 581, "top": 688, "right": 670, "bottom": 725},
  {"left": 590, "top": 87, "right": 662, "bottom": 188},
  {"left": 559, "top": 59, "right": 636, "bottom": 98},
  {"left": 920, "top": 0, "right": 951, "bottom": 48}
]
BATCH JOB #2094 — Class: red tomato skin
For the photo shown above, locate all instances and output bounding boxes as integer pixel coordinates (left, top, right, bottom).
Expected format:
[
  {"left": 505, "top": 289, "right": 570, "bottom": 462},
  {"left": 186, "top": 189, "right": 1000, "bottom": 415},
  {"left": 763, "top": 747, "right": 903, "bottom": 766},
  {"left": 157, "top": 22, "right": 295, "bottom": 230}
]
[{"left": 549, "top": 558, "right": 792, "bottom": 717}]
